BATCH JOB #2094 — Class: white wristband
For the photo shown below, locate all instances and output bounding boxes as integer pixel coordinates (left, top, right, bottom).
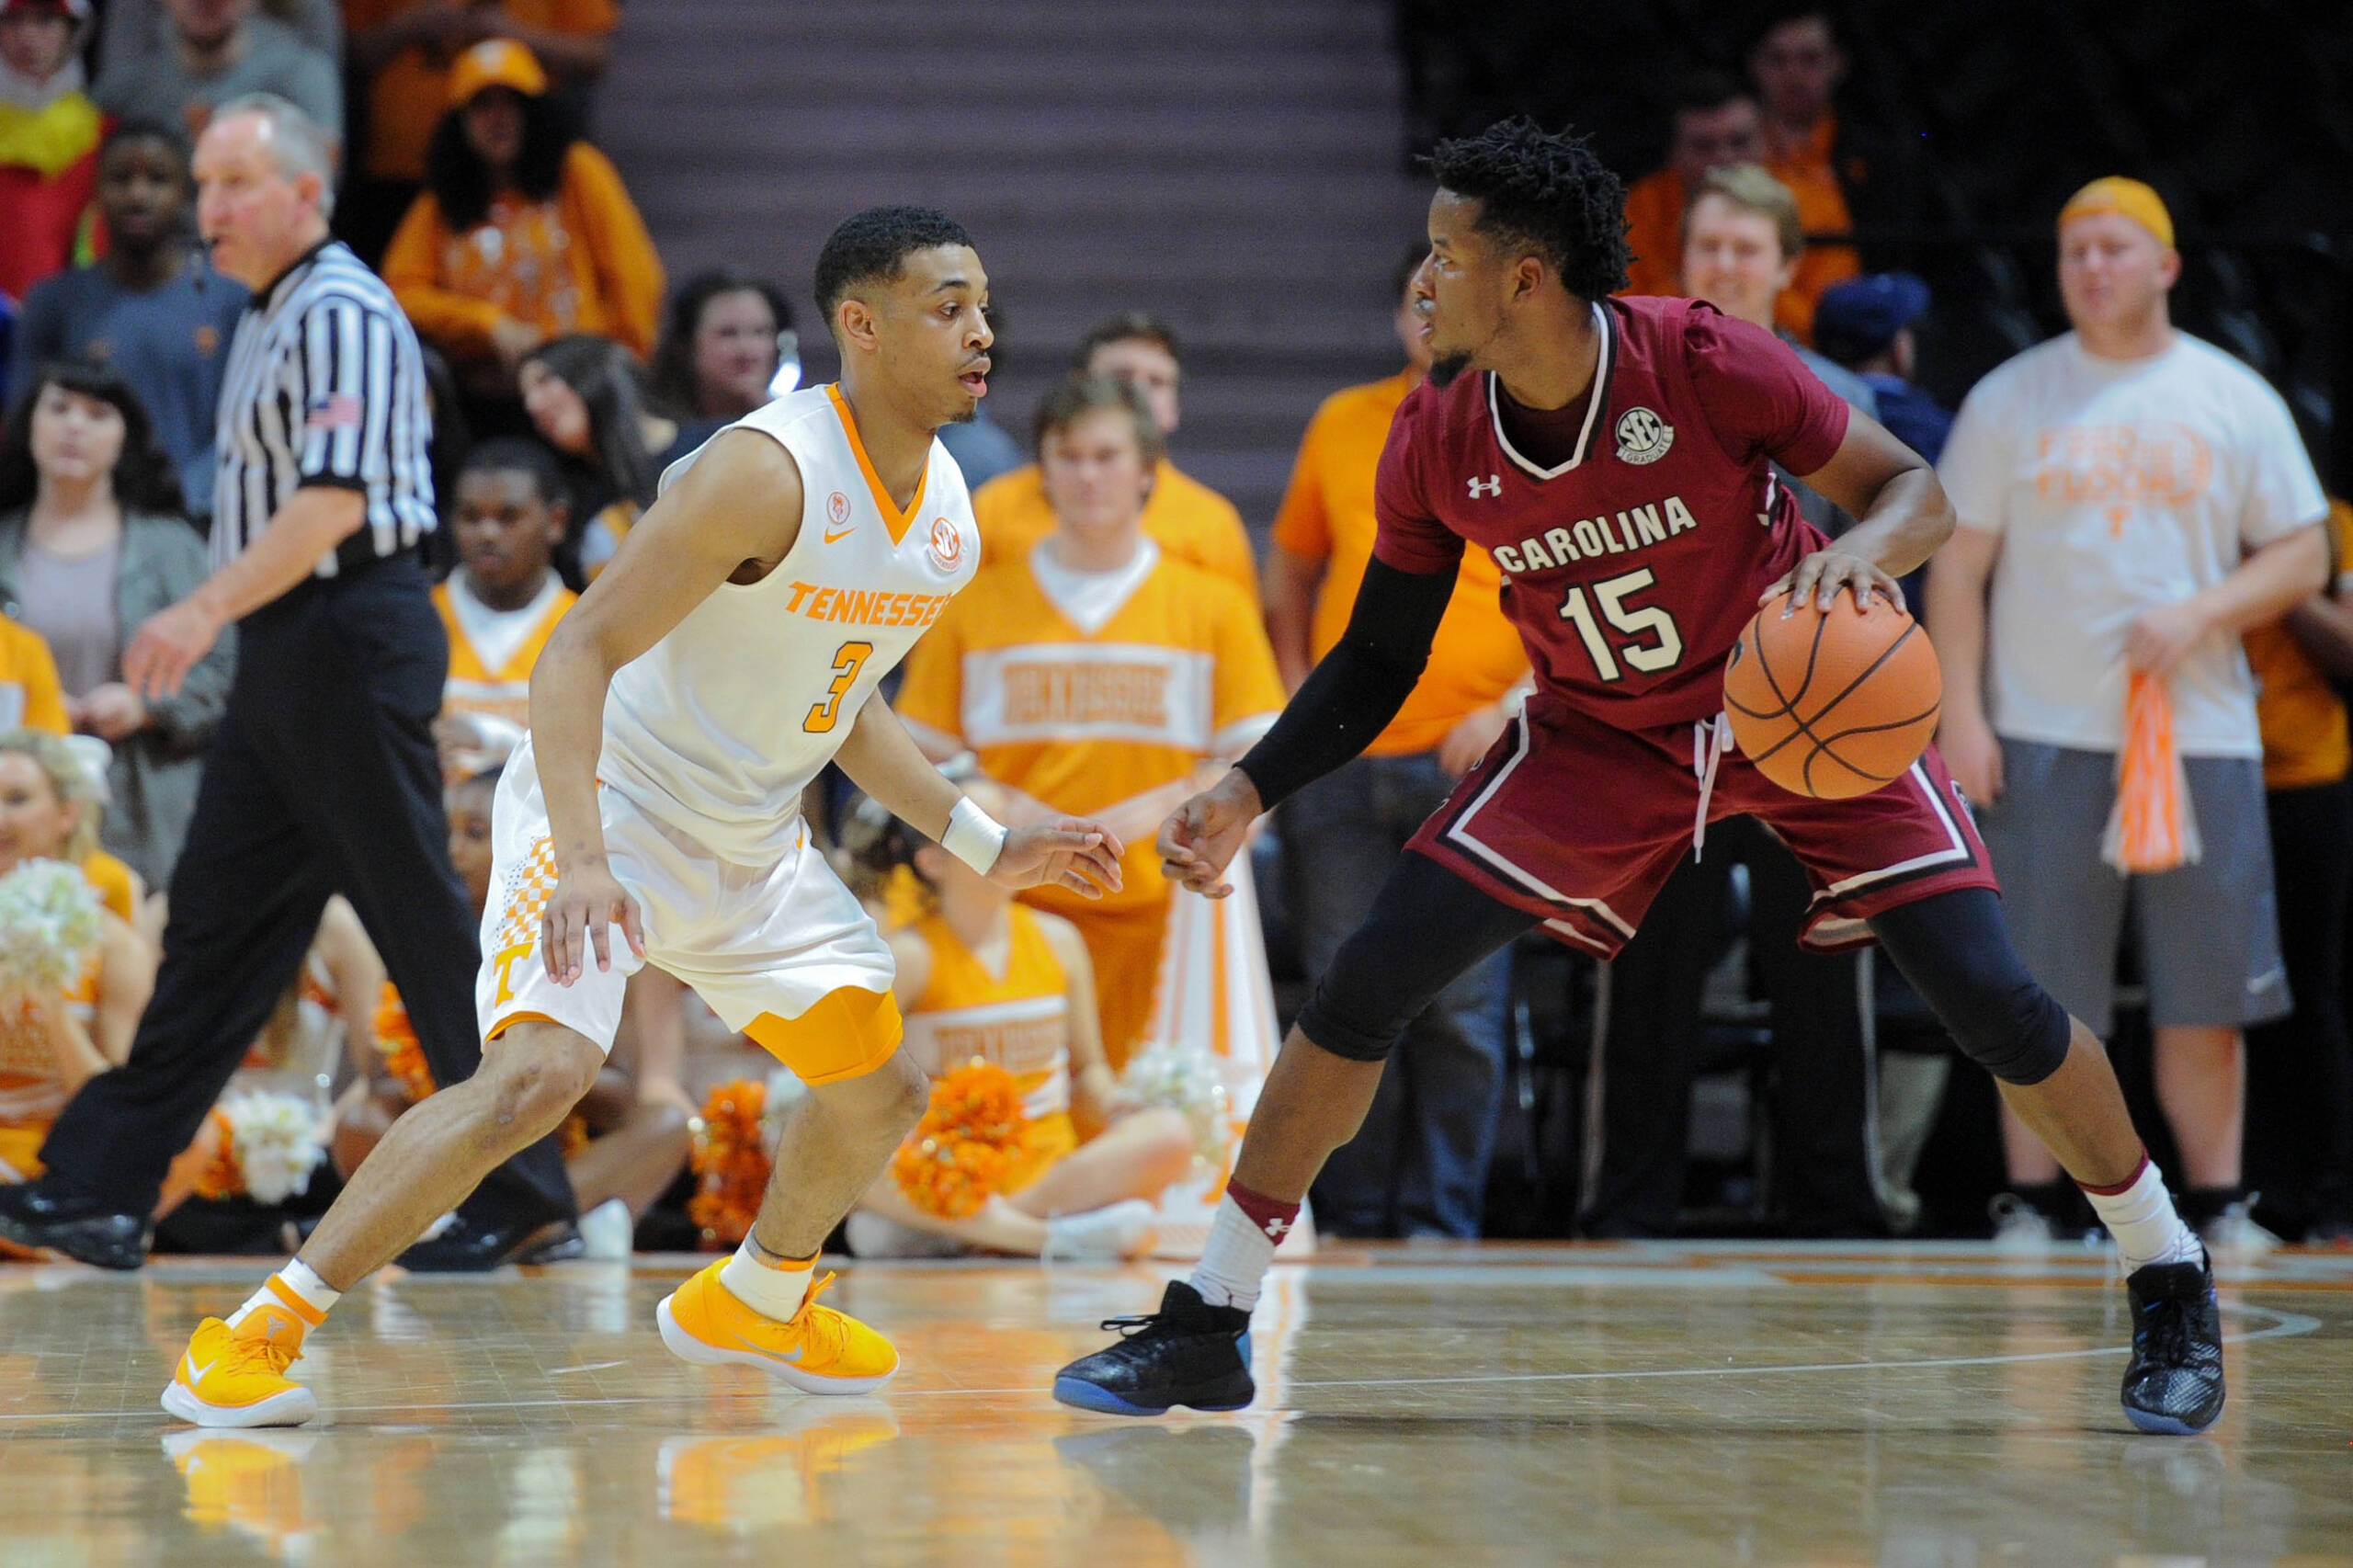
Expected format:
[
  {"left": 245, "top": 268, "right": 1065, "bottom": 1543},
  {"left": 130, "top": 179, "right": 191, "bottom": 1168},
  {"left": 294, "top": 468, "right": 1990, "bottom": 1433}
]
[{"left": 942, "top": 795, "right": 1008, "bottom": 875}]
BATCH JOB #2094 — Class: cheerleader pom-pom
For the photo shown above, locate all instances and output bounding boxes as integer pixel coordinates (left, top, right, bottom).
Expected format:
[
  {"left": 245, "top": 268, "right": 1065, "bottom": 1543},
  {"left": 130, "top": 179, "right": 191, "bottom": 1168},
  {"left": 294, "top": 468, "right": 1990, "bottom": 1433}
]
[
  {"left": 1120, "top": 1040, "right": 1232, "bottom": 1165},
  {"left": 374, "top": 988, "right": 438, "bottom": 1103},
  {"left": 208, "top": 1091, "right": 327, "bottom": 1205},
  {"left": 890, "top": 1061, "right": 1028, "bottom": 1221},
  {"left": 688, "top": 1078, "right": 772, "bottom": 1247},
  {"left": 0, "top": 859, "right": 103, "bottom": 998}
]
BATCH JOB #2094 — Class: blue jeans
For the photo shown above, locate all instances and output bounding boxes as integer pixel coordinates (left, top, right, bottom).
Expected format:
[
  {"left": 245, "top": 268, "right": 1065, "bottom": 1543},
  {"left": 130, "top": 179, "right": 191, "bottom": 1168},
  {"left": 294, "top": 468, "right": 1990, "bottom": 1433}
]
[{"left": 1281, "top": 750, "right": 1509, "bottom": 1238}]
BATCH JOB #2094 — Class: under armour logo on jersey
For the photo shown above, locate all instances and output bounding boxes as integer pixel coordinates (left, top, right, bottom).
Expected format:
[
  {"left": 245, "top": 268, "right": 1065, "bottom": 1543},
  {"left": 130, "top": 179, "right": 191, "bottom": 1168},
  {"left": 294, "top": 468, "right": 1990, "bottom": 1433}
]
[{"left": 1468, "top": 474, "right": 1503, "bottom": 499}]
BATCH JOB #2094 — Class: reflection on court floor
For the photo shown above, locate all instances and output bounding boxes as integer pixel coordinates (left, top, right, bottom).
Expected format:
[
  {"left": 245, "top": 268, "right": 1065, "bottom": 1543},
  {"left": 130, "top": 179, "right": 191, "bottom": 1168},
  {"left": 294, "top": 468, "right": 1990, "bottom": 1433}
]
[{"left": 1, "top": 1243, "right": 2347, "bottom": 1565}]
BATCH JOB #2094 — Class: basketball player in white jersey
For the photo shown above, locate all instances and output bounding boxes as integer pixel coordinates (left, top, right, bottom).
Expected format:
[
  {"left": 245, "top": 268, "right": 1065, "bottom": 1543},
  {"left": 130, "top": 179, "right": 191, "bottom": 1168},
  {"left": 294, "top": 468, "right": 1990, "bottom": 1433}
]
[{"left": 159, "top": 207, "right": 1126, "bottom": 1428}]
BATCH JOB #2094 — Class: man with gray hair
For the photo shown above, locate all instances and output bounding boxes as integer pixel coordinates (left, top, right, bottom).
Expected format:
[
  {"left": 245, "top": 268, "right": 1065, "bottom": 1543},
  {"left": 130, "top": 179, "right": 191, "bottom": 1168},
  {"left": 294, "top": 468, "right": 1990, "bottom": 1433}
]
[{"left": 0, "top": 94, "right": 577, "bottom": 1272}]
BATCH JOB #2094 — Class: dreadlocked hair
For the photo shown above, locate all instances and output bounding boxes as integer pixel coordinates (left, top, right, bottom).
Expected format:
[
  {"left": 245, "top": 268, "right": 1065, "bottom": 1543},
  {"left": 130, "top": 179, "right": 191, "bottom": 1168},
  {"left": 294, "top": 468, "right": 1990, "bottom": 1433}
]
[{"left": 1422, "top": 117, "right": 1631, "bottom": 304}]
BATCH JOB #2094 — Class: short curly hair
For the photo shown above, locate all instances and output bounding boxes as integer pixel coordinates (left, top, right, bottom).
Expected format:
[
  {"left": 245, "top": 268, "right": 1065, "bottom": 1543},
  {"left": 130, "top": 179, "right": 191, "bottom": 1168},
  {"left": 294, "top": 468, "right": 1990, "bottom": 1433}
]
[
  {"left": 1423, "top": 118, "right": 1631, "bottom": 304},
  {"left": 813, "top": 206, "right": 975, "bottom": 324}
]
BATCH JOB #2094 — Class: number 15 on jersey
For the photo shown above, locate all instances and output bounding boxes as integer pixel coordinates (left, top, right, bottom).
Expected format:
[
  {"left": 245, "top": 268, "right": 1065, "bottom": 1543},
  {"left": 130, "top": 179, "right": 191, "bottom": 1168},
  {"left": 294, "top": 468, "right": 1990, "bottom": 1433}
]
[{"left": 1557, "top": 567, "right": 1683, "bottom": 682}]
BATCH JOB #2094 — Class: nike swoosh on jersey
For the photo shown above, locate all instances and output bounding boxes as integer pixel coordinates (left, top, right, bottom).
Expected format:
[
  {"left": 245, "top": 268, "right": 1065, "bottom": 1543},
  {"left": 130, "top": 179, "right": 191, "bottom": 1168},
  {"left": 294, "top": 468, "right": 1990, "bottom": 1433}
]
[{"left": 824, "top": 525, "right": 855, "bottom": 543}]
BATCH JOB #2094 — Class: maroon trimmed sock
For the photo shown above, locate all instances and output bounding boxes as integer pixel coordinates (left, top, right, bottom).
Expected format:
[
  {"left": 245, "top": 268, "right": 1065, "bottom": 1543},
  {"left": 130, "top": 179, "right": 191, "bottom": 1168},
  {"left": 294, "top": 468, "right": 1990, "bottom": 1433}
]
[
  {"left": 2076, "top": 1150, "right": 2153, "bottom": 1198},
  {"left": 1224, "top": 1179, "right": 1302, "bottom": 1243}
]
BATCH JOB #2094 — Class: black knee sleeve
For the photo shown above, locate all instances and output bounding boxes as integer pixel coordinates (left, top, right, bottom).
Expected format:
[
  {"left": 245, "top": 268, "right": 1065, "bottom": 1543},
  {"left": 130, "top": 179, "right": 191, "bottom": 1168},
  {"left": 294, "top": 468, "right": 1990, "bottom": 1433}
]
[
  {"left": 1870, "top": 889, "right": 2073, "bottom": 1086},
  {"left": 1945, "top": 973, "right": 2072, "bottom": 1085},
  {"left": 1294, "top": 980, "right": 1410, "bottom": 1062},
  {"left": 1291, "top": 850, "right": 1536, "bottom": 1063}
]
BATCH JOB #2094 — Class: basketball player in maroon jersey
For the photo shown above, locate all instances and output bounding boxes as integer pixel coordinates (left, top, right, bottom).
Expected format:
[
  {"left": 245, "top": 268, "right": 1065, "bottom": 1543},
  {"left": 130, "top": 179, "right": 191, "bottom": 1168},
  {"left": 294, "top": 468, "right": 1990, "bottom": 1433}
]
[{"left": 1054, "top": 119, "right": 2223, "bottom": 1434}]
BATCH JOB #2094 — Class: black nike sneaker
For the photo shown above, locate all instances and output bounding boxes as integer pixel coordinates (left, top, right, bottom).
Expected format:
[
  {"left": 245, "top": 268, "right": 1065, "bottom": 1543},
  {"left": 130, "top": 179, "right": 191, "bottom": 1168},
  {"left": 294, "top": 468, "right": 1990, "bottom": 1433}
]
[
  {"left": 1051, "top": 1280, "right": 1256, "bottom": 1416},
  {"left": 2120, "top": 1255, "right": 2225, "bottom": 1434}
]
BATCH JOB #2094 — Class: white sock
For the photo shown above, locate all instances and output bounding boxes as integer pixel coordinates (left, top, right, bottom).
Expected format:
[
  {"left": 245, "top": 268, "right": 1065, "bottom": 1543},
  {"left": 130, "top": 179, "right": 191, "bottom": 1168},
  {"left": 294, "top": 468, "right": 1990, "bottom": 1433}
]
[
  {"left": 227, "top": 1259, "right": 341, "bottom": 1339},
  {"left": 719, "top": 1236, "right": 815, "bottom": 1319},
  {"left": 2081, "top": 1160, "right": 2203, "bottom": 1272},
  {"left": 1188, "top": 1195, "right": 1277, "bottom": 1312}
]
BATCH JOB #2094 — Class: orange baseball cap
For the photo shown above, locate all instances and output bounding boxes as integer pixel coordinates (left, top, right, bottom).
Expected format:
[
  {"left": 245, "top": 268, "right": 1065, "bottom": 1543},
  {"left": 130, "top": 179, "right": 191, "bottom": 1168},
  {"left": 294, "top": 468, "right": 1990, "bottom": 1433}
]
[
  {"left": 2058, "top": 177, "right": 2174, "bottom": 248},
  {"left": 448, "top": 39, "right": 548, "bottom": 108}
]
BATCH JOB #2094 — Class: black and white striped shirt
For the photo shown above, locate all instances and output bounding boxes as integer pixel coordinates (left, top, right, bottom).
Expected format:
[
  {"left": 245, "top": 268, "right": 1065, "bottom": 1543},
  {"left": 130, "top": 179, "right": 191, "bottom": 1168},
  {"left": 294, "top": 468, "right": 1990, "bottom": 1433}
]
[{"left": 211, "top": 238, "right": 437, "bottom": 576}]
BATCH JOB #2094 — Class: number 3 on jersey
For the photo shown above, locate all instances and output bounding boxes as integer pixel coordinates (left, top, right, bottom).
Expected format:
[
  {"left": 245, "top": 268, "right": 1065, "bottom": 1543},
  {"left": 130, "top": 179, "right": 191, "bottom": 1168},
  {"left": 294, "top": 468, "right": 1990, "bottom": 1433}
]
[
  {"left": 804, "top": 640, "right": 873, "bottom": 733},
  {"left": 1557, "top": 567, "right": 1683, "bottom": 682}
]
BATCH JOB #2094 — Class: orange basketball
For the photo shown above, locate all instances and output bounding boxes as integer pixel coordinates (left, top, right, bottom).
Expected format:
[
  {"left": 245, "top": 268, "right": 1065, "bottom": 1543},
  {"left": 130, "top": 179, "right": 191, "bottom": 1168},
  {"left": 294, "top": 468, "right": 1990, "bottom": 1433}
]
[{"left": 1722, "top": 591, "right": 1942, "bottom": 799}]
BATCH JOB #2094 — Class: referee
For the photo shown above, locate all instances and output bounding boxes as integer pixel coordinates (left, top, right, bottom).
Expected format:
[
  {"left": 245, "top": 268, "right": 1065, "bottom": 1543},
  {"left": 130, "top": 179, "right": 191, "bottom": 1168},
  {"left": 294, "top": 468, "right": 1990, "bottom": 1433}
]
[{"left": 0, "top": 95, "right": 577, "bottom": 1269}]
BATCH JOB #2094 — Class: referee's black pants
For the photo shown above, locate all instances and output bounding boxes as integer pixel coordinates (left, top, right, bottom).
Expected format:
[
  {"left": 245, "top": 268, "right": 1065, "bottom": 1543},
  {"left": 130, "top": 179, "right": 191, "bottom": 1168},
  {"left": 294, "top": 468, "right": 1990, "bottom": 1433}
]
[{"left": 41, "top": 555, "right": 575, "bottom": 1230}]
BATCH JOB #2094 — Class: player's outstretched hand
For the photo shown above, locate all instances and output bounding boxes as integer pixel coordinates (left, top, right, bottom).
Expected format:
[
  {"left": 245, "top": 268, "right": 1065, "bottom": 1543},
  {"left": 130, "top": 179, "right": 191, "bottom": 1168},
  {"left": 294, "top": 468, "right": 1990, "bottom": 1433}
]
[
  {"left": 1156, "top": 768, "right": 1263, "bottom": 901},
  {"left": 542, "top": 858, "right": 648, "bottom": 984},
  {"left": 1766, "top": 549, "right": 1902, "bottom": 616},
  {"left": 989, "top": 819, "right": 1126, "bottom": 899}
]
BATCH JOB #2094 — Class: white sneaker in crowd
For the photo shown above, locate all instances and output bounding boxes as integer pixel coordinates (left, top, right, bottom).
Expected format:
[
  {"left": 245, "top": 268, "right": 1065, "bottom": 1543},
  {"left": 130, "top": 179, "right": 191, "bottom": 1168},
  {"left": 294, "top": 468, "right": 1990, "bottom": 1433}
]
[
  {"left": 579, "top": 1199, "right": 634, "bottom": 1260},
  {"left": 1044, "top": 1199, "right": 1160, "bottom": 1262},
  {"left": 1989, "top": 1192, "right": 2057, "bottom": 1255},
  {"left": 2198, "top": 1199, "right": 2280, "bottom": 1264}
]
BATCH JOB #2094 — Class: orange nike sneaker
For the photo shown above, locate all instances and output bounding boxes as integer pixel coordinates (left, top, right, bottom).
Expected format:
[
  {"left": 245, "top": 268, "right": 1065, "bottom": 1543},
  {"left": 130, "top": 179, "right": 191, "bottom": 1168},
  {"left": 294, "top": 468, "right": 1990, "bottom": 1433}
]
[
  {"left": 656, "top": 1264, "right": 900, "bottom": 1394},
  {"left": 160, "top": 1314, "right": 320, "bottom": 1428}
]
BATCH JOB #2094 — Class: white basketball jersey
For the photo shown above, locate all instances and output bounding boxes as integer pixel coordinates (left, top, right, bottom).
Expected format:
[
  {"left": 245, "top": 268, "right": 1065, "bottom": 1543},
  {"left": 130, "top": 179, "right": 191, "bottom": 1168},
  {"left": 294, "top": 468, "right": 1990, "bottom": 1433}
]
[{"left": 598, "top": 384, "right": 979, "bottom": 863}]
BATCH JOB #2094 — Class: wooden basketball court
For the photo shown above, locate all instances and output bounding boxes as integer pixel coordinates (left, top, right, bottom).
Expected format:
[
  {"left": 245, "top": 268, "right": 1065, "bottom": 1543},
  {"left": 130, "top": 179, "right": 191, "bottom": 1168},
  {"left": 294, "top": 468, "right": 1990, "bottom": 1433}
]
[{"left": 3, "top": 1243, "right": 2347, "bottom": 1564}]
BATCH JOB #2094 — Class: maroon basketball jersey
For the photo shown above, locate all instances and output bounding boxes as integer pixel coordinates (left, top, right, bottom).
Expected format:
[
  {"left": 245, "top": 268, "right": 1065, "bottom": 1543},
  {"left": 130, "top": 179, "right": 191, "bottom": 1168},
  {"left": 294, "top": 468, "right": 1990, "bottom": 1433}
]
[{"left": 1374, "top": 295, "right": 1851, "bottom": 730}]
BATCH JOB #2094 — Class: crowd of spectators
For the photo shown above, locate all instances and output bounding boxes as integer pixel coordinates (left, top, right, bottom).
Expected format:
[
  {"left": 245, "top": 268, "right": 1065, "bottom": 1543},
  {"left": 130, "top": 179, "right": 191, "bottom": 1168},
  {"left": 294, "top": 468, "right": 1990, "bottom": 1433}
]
[{"left": 0, "top": 1, "right": 2342, "bottom": 1259}]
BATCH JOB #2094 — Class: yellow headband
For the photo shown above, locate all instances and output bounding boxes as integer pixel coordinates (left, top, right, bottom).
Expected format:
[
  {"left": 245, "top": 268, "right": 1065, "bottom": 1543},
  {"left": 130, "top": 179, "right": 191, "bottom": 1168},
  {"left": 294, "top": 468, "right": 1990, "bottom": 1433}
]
[{"left": 2058, "top": 177, "right": 2174, "bottom": 248}]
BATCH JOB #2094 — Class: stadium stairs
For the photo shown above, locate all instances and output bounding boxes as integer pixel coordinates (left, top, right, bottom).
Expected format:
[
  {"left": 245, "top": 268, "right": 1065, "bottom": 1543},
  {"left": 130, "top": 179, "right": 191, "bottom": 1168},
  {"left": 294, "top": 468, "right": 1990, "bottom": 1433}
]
[{"left": 598, "top": 0, "right": 1431, "bottom": 531}]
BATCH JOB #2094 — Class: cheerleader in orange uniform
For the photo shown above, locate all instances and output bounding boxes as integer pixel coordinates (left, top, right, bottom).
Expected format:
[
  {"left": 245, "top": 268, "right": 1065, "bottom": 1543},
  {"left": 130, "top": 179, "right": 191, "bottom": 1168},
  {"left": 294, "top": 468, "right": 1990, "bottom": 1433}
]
[
  {"left": 847, "top": 783, "right": 1195, "bottom": 1259},
  {"left": 896, "top": 377, "right": 1285, "bottom": 1070},
  {"left": 0, "top": 731, "right": 159, "bottom": 1195}
]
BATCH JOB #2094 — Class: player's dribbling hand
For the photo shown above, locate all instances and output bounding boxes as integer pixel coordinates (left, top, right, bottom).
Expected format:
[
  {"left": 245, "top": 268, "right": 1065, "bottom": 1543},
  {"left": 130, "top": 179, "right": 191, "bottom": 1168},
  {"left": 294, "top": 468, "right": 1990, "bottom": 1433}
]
[
  {"left": 1156, "top": 768, "right": 1262, "bottom": 901},
  {"left": 988, "top": 818, "right": 1126, "bottom": 899},
  {"left": 542, "top": 858, "right": 648, "bottom": 984},
  {"left": 1766, "top": 550, "right": 1903, "bottom": 616}
]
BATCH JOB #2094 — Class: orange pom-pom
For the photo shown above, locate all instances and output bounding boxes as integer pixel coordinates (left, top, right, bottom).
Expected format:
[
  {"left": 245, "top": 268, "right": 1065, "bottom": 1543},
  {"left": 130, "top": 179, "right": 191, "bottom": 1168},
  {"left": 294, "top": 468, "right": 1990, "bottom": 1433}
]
[
  {"left": 375, "top": 984, "right": 437, "bottom": 1103},
  {"left": 687, "top": 1079, "right": 771, "bottom": 1248},
  {"left": 891, "top": 1061, "right": 1029, "bottom": 1220},
  {"left": 191, "top": 1107, "right": 242, "bottom": 1201}
]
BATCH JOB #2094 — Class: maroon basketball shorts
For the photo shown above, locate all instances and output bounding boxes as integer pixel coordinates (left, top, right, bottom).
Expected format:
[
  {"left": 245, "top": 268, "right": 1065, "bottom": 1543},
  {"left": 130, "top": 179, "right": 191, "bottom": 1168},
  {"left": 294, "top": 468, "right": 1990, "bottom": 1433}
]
[{"left": 1407, "top": 700, "right": 1998, "bottom": 958}]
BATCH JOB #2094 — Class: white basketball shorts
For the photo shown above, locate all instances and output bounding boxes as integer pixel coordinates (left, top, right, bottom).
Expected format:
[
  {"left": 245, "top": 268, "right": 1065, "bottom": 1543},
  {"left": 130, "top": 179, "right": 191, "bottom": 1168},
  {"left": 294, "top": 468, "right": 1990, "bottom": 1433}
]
[{"left": 475, "top": 738, "right": 901, "bottom": 1082}]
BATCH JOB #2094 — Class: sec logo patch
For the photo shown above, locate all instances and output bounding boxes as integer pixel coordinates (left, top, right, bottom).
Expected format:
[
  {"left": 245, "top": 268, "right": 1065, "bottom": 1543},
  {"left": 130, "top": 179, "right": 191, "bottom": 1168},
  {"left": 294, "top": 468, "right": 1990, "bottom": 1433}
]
[
  {"left": 1614, "top": 406, "right": 1675, "bottom": 465},
  {"left": 927, "top": 517, "right": 963, "bottom": 572},
  {"left": 827, "top": 491, "right": 851, "bottom": 526}
]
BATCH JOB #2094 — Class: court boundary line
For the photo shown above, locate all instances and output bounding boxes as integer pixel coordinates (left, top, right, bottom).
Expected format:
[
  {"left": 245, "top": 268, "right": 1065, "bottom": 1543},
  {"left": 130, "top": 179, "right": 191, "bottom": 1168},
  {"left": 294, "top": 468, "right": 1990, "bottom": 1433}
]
[{"left": 0, "top": 1305, "right": 2323, "bottom": 1426}]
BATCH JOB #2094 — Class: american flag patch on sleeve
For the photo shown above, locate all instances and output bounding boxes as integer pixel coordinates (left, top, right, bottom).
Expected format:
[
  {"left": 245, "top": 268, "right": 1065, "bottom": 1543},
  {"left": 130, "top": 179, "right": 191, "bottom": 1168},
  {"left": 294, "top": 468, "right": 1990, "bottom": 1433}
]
[{"left": 306, "top": 394, "right": 363, "bottom": 430}]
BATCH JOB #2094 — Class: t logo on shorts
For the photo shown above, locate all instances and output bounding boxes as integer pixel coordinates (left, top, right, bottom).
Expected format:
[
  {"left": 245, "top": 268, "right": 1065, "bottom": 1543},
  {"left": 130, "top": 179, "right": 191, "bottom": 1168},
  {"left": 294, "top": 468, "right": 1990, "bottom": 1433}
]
[{"left": 492, "top": 942, "right": 535, "bottom": 1006}]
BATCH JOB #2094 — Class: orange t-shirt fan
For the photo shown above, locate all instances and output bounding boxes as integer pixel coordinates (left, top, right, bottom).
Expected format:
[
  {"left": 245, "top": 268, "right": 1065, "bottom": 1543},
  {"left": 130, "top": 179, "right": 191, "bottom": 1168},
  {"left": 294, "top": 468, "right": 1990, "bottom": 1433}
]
[{"left": 1723, "top": 592, "right": 1942, "bottom": 799}]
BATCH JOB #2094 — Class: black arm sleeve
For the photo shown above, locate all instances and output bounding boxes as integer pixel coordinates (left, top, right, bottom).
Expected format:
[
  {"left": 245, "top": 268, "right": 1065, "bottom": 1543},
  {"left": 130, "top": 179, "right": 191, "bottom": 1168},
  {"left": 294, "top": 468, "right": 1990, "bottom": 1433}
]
[{"left": 1234, "top": 555, "right": 1459, "bottom": 810}]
